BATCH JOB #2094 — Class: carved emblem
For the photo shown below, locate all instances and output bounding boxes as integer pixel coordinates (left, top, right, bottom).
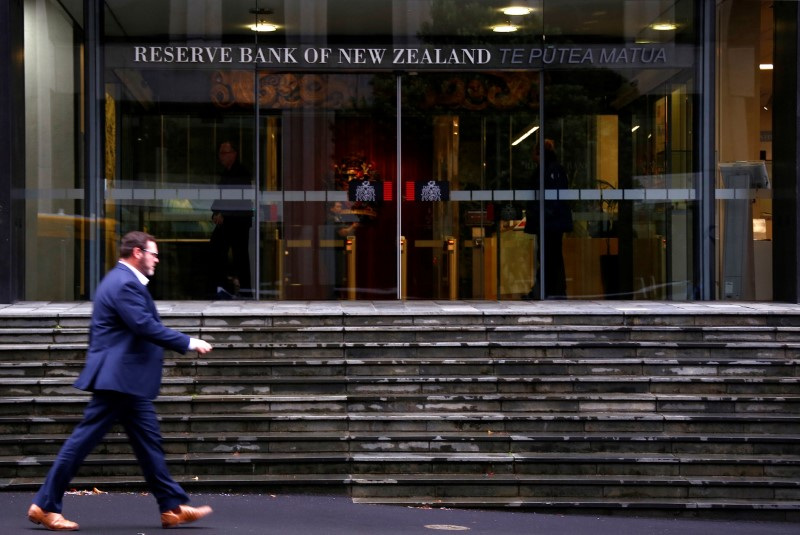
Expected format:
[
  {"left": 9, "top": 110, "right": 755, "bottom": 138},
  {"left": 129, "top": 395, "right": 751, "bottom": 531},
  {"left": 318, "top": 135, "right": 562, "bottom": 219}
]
[
  {"left": 355, "top": 180, "right": 377, "bottom": 203},
  {"left": 420, "top": 181, "right": 443, "bottom": 201}
]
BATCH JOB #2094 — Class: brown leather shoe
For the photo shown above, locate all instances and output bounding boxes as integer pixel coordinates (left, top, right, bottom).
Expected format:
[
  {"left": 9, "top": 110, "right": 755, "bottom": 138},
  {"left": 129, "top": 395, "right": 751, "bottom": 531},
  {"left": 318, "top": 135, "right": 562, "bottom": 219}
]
[
  {"left": 160, "top": 504, "right": 213, "bottom": 528},
  {"left": 27, "top": 504, "right": 79, "bottom": 531}
]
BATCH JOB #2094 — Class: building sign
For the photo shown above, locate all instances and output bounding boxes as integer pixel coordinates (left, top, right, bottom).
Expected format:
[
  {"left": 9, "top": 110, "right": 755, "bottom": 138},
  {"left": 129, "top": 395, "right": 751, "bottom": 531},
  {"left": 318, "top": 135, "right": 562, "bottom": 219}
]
[{"left": 123, "top": 43, "right": 693, "bottom": 70}]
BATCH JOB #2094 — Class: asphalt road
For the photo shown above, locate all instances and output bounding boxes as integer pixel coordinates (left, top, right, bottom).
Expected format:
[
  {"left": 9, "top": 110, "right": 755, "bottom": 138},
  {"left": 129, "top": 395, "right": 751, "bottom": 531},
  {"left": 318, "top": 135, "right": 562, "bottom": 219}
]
[{"left": 3, "top": 492, "right": 798, "bottom": 535}]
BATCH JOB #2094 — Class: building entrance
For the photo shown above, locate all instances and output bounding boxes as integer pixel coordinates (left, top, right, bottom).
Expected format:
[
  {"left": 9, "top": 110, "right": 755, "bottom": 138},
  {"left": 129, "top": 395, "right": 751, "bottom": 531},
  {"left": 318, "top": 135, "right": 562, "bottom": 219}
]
[{"left": 108, "top": 65, "right": 697, "bottom": 301}]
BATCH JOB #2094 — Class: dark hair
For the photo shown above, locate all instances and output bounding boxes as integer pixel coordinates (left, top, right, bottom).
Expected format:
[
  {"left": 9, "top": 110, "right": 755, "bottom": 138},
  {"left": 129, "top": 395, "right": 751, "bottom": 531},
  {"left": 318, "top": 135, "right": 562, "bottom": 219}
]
[
  {"left": 120, "top": 231, "right": 155, "bottom": 259},
  {"left": 543, "top": 138, "right": 558, "bottom": 165}
]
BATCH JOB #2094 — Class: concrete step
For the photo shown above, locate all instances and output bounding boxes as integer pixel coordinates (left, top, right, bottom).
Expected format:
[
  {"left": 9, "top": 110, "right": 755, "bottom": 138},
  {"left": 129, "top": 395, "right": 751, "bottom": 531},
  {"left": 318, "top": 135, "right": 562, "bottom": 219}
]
[
  {"left": 1, "top": 343, "right": 798, "bottom": 375},
  {"left": 1, "top": 393, "right": 798, "bottom": 417},
  {"left": 2, "top": 357, "right": 798, "bottom": 382},
  {"left": 4, "top": 324, "right": 800, "bottom": 349},
  {"left": 6, "top": 323, "right": 800, "bottom": 336},
  {"left": 4, "top": 431, "right": 799, "bottom": 457},
  {"left": 2, "top": 375, "right": 799, "bottom": 397},
  {"left": 348, "top": 473, "right": 800, "bottom": 501},
  {"left": 3, "top": 305, "right": 800, "bottom": 328},
  {"left": 2, "top": 411, "right": 799, "bottom": 436},
  {"left": 350, "top": 496, "right": 800, "bottom": 521},
  {"left": 1, "top": 473, "right": 348, "bottom": 493},
  {"left": 0, "top": 452, "right": 350, "bottom": 479},
  {"left": 3, "top": 450, "right": 798, "bottom": 481}
]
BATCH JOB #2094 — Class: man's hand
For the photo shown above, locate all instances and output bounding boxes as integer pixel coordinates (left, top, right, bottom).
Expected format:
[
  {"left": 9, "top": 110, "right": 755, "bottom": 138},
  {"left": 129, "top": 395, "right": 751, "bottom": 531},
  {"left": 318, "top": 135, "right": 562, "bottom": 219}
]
[{"left": 189, "top": 338, "right": 213, "bottom": 354}]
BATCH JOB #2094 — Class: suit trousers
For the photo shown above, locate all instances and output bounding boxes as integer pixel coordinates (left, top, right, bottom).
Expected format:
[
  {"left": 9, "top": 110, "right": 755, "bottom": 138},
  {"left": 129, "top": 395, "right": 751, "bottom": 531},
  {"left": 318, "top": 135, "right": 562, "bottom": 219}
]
[
  {"left": 33, "top": 391, "right": 189, "bottom": 514},
  {"left": 209, "top": 217, "right": 252, "bottom": 293}
]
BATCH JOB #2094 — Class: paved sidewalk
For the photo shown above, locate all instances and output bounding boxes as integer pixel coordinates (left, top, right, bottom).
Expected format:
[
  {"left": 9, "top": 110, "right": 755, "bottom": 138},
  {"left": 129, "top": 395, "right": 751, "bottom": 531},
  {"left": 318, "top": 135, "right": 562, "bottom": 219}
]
[{"left": 4, "top": 492, "right": 798, "bottom": 535}]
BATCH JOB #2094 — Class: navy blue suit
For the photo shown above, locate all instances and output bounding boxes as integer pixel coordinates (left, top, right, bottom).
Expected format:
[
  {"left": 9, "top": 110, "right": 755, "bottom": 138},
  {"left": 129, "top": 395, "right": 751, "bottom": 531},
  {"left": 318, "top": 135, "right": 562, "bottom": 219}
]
[{"left": 34, "top": 263, "right": 192, "bottom": 514}]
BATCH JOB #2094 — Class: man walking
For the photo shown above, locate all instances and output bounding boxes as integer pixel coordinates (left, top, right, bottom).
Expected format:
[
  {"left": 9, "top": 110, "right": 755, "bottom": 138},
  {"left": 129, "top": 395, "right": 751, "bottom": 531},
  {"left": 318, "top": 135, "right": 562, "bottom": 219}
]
[{"left": 27, "top": 231, "right": 214, "bottom": 531}]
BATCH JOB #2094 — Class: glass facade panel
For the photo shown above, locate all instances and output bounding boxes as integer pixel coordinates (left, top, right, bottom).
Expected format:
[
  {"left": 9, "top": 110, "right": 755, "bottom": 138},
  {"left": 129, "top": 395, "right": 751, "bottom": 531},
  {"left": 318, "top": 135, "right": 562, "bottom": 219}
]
[
  {"left": 23, "top": 0, "right": 84, "bottom": 299},
  {"left": 104, "top": 1, "right": 260, "bottom": 299},
  {"left": 535, "top": 0, "right": 699, "bottom": 299},
  {"left": 540, "top": 70, "right": 698, "bottom": 299},
  {"left": 716, "top": 0, "right": 774, "bottom": 300},
  {"left": 401, "top": 73, "right": 540, "bottom": 299},
  {"left": 258, "top": 73, "right": 398, "bottom": 299},
  {"left": 10, "top": 1, "right": 799, "bottom": 303}
]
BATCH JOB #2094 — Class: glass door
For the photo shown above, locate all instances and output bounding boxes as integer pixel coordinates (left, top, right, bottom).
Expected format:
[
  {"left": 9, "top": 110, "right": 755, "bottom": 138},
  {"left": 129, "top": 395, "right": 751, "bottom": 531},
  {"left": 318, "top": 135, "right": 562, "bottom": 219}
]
[
  {"left": 541, "top": 69, "right": 698, "bottom": 300},
  {"left": 257, "top": 73, "right": 398, "bottom": 300},
  {"left": 400, "top": 72, "right": 540, "bottom": 299}
]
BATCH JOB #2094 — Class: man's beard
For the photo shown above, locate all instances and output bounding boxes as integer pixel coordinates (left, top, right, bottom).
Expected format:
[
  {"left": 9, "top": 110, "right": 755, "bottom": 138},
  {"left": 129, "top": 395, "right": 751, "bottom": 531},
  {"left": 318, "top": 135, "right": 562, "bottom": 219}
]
[{"left": 139, "top": 259, "right": 155, "bottom": 277}]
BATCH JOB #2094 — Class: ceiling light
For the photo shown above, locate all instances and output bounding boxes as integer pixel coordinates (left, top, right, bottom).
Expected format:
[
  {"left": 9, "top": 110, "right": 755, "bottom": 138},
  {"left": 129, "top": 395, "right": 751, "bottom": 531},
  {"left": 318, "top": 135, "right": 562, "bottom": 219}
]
[
  {"left": 759, "top": 63, "right": 774, "bottom": 70},
  {"left": 651, "top": 22, "right": 677, "bottom": 31},
  {"left": 250, "top": 21, "right": 278, "bottom": 32},
  {"left": 249, "top": 7, "right": 278, "bottom": 32},
  {"left": 631, "top": 125, "right": 640, "bottom": 132},
  {"left": 502, "top": 6, "right": 534, "bottom": 16},
  {"left": 511, "top": 125, "right": 539, "bottom": 146},
  {"left": 492, "top": 23, "right": 519, "bottom": 33}
]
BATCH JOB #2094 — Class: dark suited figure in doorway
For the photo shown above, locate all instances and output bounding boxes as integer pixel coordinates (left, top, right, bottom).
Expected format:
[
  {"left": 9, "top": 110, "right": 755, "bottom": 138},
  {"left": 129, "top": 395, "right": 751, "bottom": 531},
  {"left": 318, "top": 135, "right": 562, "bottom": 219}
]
[
  {"left": 327, "top": 201, "right": 359, "bottom": 297},
  {"left": 523, "top": 139, "right": 573, "bottom": 299},
  {"left": 210, "top": 141, "right": 253, "bottom": 298},
  {"left": 27, "top": 231, "right": 213, "bottom": 531}
]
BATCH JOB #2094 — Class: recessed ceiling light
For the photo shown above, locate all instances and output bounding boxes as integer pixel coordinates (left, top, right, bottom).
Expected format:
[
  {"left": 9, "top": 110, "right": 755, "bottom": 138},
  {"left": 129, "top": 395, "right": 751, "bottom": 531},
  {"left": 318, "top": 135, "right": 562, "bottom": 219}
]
[
  {"left": 502, "top": 6, "right": 533, "bottom": 16},
  {"left": 651, "top": 22, "right": 677, "bottom": 31},
  {"left": 759, "top": 63, "right": 774, "bottom": 70},
  {"left": 249, "top": 7, "right": 278, "bottom": 32},
  {"left": 492, "top": 23, "right": 519, "bottom": 33},
  {"left": 250, "top": 22, "right": 278, "bottom": 32}
]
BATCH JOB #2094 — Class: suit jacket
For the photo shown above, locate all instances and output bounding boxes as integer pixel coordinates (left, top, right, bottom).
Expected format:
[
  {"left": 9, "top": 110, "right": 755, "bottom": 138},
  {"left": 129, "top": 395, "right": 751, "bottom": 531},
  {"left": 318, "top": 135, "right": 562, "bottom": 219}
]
[
  {"left": 74, "top": 263, "right": 189, "bottom": 399},
  {"left": 523, "top": 159, "right": 573, "bottom": 235}
]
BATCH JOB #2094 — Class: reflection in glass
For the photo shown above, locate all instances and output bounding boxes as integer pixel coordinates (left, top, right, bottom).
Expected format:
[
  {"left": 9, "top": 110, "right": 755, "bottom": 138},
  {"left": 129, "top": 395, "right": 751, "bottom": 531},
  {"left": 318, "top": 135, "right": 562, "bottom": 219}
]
[
  {"left": 715, "top": 0, "right": 774, "bottom": 301},
  {"left": 258, "top": 74, "right": 398, "bottom": 300},
  {"left": 24, "top": 0, "right": 85, "bottom": 299},
  {"left": 114, "top": 108, "right": 255, "bottom": 300},
  {"left": 543, "top": 67, "right": 698, "bottom": 300},
  {"left": 94, "top": 0, "right": 703, "bottom": 301},
  {"left": 401, "top": 72, "right": 540, "bottom": 300}
]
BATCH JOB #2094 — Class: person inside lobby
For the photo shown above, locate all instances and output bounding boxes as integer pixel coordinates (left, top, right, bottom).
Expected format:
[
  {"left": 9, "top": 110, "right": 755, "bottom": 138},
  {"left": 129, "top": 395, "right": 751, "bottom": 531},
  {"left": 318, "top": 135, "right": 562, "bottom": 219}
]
[
  {"left": 523, "top": 138, "right": 573, "bottom": 300},
  {"left": 209, "top": 140, "right": 253, "bottom": 299}
]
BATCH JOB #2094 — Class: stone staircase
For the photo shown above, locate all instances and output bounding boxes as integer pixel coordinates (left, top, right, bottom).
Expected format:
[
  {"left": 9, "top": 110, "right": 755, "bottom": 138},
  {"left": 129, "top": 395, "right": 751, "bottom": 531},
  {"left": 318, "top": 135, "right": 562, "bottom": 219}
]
[{"left": 0, "top": 301, "right": 799, "bottom": 520}]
